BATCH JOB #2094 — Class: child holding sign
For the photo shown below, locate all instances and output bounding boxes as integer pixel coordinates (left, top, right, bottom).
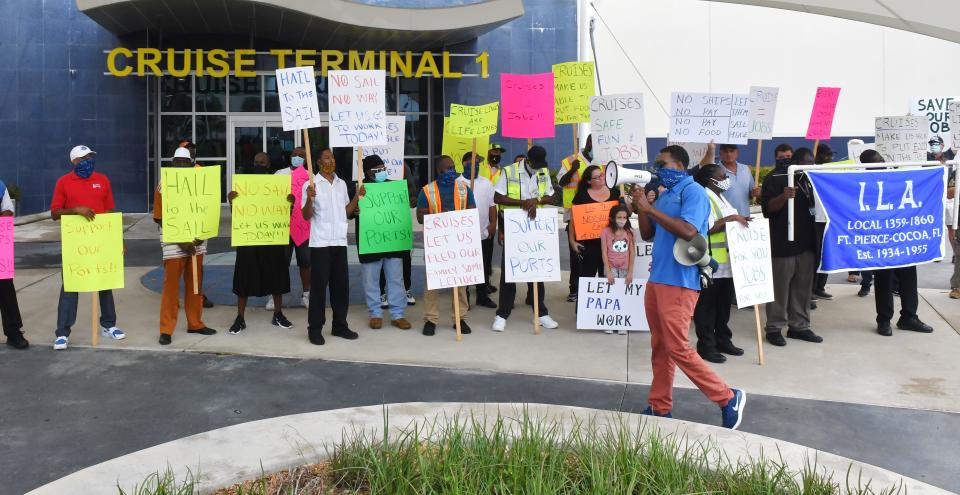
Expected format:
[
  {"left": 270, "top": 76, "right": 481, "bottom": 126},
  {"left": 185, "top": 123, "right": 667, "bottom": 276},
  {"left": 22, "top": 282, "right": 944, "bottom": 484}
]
[{"left": 600, "top": 205, "right": 634, "bottom": 335}]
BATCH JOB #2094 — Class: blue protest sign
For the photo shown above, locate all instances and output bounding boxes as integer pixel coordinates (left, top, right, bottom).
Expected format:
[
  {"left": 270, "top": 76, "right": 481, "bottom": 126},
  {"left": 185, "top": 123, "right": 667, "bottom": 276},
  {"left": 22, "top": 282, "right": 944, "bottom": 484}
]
[{"left": 807, "top": 168, "right": 946, "bottom": 272}]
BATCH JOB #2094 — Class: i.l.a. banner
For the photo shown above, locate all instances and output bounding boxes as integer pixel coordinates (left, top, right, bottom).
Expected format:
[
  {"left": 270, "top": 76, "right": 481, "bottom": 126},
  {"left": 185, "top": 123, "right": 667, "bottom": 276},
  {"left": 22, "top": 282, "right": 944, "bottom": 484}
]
[{"left": 807, "top": 167, "right": 946, "bottom": 272}]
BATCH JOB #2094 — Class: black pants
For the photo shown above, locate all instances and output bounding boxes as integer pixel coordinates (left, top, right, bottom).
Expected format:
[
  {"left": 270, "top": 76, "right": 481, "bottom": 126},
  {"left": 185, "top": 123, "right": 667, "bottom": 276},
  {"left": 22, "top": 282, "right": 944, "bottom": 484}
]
[
  {"left": 309, "top": 247, "right": 350, "bottom": 337},
  {"left": 813, "top": 223, "right": 828, "bottom": 292},
  {"left": 874, "top": 266, "right": 918, "bottom": 324},
  {"left": 566, "top": 224, "right": 581, "bottom": 294},
  {"left": 476, "top": 237, "right": 495, "bottom": 300},
  {"left": 380, "top": 250, "right": 412, "bottom": 292},
  {"left": 578, "top": 239, "right": 605, "bottom": 280},
  {"left": 693, "top": 277, "right": 734, "bottom": 353},
  {"left": 0, "top": 279, "right": 23, "bottom": 338},
  {"left": 497, "top": 254, "right": 548, "bottom": 319}
]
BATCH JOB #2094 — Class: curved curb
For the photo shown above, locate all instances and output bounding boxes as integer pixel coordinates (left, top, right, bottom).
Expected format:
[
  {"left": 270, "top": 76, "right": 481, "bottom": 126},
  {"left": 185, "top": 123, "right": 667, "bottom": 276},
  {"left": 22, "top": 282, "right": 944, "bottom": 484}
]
[{"left": 28, "top": 402, "right": 951, "bottom": 495}]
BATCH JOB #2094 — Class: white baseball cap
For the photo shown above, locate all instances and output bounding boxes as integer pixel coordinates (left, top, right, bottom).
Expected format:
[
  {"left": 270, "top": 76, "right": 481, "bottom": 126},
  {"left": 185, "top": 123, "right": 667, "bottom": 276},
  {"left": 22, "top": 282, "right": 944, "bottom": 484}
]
[
  {"left": 173, "top": 147, "right": 192, "bottom": 159},
  {"left": 69, "top": 145, "right": 96, "bottom": 161}
]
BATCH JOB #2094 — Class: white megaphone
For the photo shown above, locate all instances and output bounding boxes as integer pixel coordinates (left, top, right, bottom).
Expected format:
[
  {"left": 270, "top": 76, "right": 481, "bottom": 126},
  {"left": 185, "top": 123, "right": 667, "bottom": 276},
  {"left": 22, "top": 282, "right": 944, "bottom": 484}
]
[
  {"left": 605, "top": 160, "right": 652, "bottom": 189},
  {"left": 673, "top": 234, "right": 720, "bottom": 288}
]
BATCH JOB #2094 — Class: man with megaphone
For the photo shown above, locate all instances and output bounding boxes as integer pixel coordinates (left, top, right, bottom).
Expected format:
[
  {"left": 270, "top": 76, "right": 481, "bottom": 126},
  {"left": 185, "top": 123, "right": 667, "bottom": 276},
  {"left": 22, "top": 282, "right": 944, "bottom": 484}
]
[{"left": 631, "top": 145, "right": 746, "bottom": 430}]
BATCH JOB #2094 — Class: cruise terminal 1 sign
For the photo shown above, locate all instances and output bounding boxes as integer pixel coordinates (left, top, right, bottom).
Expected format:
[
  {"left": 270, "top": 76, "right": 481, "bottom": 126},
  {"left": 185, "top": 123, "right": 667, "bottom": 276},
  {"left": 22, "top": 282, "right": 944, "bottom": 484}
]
[{"left": 105, "top": 48, "right": 490, "bottom": 78}]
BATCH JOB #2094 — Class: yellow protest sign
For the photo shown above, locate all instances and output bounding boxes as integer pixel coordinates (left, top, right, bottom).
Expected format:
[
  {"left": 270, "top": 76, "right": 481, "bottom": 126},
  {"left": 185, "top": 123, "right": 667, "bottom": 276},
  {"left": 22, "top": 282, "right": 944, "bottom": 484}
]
[
  {"left": 553, "top": 61, "right": 595, "bottom": 124},
  {"left": 443, "top": 117, "right": 490, "bottom": 174},
  {"left": 161, "top": 166, "right": 221, "bottom": 243},
  {"left": 231, "top": 174, "right": 291, "bottom": 246},
  {"left": 448, "top": 102, "right": 499, "bottom": 137},
  {"left": 61, "top": 213, "right": 125, "bottom": 292}
]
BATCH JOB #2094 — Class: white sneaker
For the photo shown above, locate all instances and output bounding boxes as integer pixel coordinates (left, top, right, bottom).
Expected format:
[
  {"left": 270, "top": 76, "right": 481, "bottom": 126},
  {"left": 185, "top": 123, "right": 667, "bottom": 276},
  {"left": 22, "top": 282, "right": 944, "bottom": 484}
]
[
  {"left": 539, "top": 315, "right": 559, "bottom": 329},
  {"left": 301, "top": 291, "right": 310, "bottom": 309},
  {"left": 101, "top": 326, "right": 126, "bottom": 340},
  {"left": 53, "top": 336, "right": 68, "bottom": 350},
  {"left": 265, "top": 298, "right": 275, "bottom": 311},
  {"left": 491, "top": 316, "right": 507, "bottom": 332},
  {"left": 380, "top": 293, "right": 389, "bottom": 309},
  {"left": 617, "top": 329, "right": 627, "bottom": 335},
  {"left": 604, "top": 330, "right": 614, "bottom": 335},
  {"left": 406, "top": 290, "right": 416, "bottom": 306}
]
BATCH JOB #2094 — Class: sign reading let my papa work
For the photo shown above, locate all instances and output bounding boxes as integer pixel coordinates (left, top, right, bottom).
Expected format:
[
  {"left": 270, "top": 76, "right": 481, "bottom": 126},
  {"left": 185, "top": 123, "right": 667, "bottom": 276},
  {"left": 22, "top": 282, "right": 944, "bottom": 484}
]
[
  {"left": 359, "top": 181, "right": 413, "bottom": 255},
  {"left": 576, "top": 277, "right": 649, "bottom": 332},
  {"left": 807, "top": 168, "right": 946, "bottom": 272},
  {"left": 231, "top": 175, "right": 291, "bottom": 247},
  {"left": 61, "top": 213, "right": 124, "bottom": 292},
  {"left": 502, "top": 209, "right": 561, "bottom": 283},
  {"left": 162, "top": 166, "right": 221, "bottom": 243}
]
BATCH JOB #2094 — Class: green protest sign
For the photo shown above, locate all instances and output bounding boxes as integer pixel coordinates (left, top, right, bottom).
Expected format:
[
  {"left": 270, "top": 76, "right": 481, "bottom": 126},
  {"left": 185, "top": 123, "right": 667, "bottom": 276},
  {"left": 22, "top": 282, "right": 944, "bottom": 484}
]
[{"left": 358, "top": 180, "right": 413, "bottom": 255}]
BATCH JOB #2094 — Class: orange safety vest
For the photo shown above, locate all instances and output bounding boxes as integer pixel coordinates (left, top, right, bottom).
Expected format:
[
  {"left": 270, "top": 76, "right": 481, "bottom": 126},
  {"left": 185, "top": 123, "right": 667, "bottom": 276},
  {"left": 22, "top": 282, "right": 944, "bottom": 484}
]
[{"left": 422, "top": 181, "right": 468, "bottom": 214}]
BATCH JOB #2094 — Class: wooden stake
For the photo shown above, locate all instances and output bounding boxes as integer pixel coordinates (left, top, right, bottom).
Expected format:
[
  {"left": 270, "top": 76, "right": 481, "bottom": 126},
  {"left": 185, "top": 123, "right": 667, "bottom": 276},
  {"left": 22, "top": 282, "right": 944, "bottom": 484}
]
[
  {"left": 357, "top": 145, "right": 363, "bottom": 183},
  {"left": 572, "top": 125, "right": 579, "bottom": 156},
  {"left": 753, "top": 305, "right": 765, "bottom": 366},
  {"left": 754, "top": 140, "right": 764, "bottom": 184},
  {"left": 533, "top": 284, "right": 541, "bottom": 335},
  {"left": 527, "top": 138, "right": 533, "bottom": 151},
  {"left": 191, "top": 255, "right": 199, "bottom": 295},
  {"left": 91, "top": 293, "right": 99, "bottom": 347},
  {"left": 453, "top": 286, "right": 462, "bottom": 342},
  {"left": 470, "top": 138, "right": 477, "bottom": 190},
  {"left": 302, "top": 129, "right": 315, "bottom": 182},
  {"left": 812, "top": 139, "right": 820, "bottom": 158}
]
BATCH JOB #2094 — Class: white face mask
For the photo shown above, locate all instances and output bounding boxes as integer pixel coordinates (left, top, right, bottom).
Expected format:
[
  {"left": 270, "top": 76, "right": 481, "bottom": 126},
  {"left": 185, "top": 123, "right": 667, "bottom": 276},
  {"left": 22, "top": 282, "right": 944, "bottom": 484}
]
[
  {"left": 615, "top": 219, "right": 628, "bottom": 228},
  {"left": 931, "top": 144, "right": 943, "bottom": 154},
  {"left": 713, "top": 177, "right": 732, "bottom": 191}
]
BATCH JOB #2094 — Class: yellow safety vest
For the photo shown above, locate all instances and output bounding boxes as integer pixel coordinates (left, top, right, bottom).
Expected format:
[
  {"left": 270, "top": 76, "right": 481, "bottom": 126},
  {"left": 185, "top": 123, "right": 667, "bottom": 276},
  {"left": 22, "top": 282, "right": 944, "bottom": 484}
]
[
  {"left": 500, "top": 163, "right": 551, "bottom": 210},
  {"left": 423, "top": 181, "right": 468, "bottom": 214},
  {"left": 560, "top": 154, "right": 584, "bottom": 209},
  {"left": 706, "top": 193, "right": 729, "bottom": 264}
]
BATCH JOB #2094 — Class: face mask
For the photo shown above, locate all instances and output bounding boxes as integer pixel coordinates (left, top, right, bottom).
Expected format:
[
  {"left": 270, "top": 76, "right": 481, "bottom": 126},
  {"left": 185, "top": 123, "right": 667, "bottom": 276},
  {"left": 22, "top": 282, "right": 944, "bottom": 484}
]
[
  {"left": 374, "top": 170, "right": 388, "bottom": 183},
  {"left": 775, "top": 158, "right": 790, "bottom": 167},
  {"left": 615, "top": 218, "right": 627, "bottom": 228},
  {"left": 461, "top": 166, "right": 473, "bottom": 180},
  {"left": 656, "top": 167, "right": 687, "bottom": 190},
  {"left": 712, "top": 177, "right": 732, "bottom": 191},
  {"left": 489, "top": 154, "right": 501, "bottom": 165},
  {"left": 320, "top": 159, "right": 336, "bottom": 175},
  {"left": 74, "top": 158, "right": 94, "bottom": 179},
  {"left": 931, "top": 144, "right": 943, "bottom": 154},
  {"left": 582, "top": 149, "right": 593, "bottom": 162},
  {"left": 437, "top": 170, "right": 458, "bottom": 186},
  {"left": 291, "top": 156, "right": 305, "bottom": 168}
]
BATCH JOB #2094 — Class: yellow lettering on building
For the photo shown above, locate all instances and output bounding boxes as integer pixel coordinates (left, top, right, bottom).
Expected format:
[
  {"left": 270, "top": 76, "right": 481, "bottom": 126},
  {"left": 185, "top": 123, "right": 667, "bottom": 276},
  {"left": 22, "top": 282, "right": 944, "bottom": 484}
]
[
  {"left": 234, "top": 49, "right": 257, "bottom": 77},
  {"left": 442, "top": 51, "right": 462, "bottom": 79},
  {"left": 295, "top": 49, "right": 316, "bottom": 67},
  {"left": 389, "top": 51, "right": 412, "bottom": 78},
  {"left": 321, "top": 50, "right": 344, "bottom": 76},
  {"left": 415, "top": 51, "right": 440, "bottom": 78},
  {"left": 270, "top": 49, "right": 293, "bottom": 69},
  {"left": 137, "top": 48, "right": 162, "bottom": 76},
  {"left": 206, "top": 49, "right": 230, "bottom": 77},
  {"left": 106, "top": 47, "right": 132, "bottom": 77},
  {"left": 168, "top": 48, "right": 191, "bottom": 77},
  {"left": 348, "top": 50, "right": 375, "bottom": 71}
]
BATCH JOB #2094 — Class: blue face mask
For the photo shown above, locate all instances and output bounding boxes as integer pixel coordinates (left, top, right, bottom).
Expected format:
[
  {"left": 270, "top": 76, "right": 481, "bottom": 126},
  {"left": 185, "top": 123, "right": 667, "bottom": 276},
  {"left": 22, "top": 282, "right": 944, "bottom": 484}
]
[
  {"left": 437, "top": 170, "right": 458, "bottom": 186},
  {"left": 291, "top": 156, "right": 305, "bottom": 169},
  {"left": 656, "top": 167, "right": 687, "bottom": 190},
  {"left": 461, "top": 166, "right": 473, "bottom": 180},
  {"left": 74, "top": 158, "right": 95, "bottom": 179},
  {"left": 374, "top": 170, "right": 388, "bottom": 183}
]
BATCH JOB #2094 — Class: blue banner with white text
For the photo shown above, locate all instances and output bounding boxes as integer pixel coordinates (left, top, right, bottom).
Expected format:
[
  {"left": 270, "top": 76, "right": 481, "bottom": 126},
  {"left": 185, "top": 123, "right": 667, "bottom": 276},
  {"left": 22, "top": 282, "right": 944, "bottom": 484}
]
[{"left": 807, "top": 168, "right": 946, "bottom": 272}]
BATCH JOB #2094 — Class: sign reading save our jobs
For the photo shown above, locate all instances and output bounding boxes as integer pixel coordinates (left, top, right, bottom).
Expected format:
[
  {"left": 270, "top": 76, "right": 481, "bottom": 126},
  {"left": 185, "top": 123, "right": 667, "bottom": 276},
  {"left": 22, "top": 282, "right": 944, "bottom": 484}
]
[
  {"left": 501, "top": 73, "right": 555, "bottom": 139},
  {"left": 423, "top": 209, "right": 484, "bottom": 290},
  {"left": 502, "top": 209, "right": 561, "bottom": 283},
  {"left": 875, "top": 116, "right": 927, "bottom": 163},
  {"left": 275, "top": 66, "right": 322, "bottom": 131},
  {"left": 448, "top": 102, "right": 499, "bottom": 137},
  {"left": 747, "top": 86, "right": 779, "bottom": 140},
  {"left": 726, "top": 219, "right": 775, "bottom": 309},
  {"left": 328, "top": 70, "right": 387, "bottom": 147},
  {"left": 358, "top": 180, "right": 413, "bottom": 255},
  {"left": 909, "top": 95, "right": 958, "bottom": 148},
  {"left": 161, "top": 166, "right": 221, "bottom": 243},
  {"left": 576, "top": 277, "right": 649, "bottom": 332},
  {"left": 572, "top": 201, "right": 618, "bottom": 241},
  {"left": 0, "top": 217, "right": 13, "bottom": 280},
  {"left": 589, "top": 94, "right": 647, "bottom": 165},
  {"left": 552, "top": 61, "right": 595, "bottom": 124},
  {"left": 61, "top": 213, "right": 125, "bottom": 292},
  {"left": 805, "top": 87, "right": 841, "bottom": 140},
  {"left": 231, "top": 175, "right": 291, "bottom": 247},
  {"left": 669, "top": 92, "right": 749, "bottom": 145},
  {"left": 352, "top": 116, "right": 406, "bottom": 181}
]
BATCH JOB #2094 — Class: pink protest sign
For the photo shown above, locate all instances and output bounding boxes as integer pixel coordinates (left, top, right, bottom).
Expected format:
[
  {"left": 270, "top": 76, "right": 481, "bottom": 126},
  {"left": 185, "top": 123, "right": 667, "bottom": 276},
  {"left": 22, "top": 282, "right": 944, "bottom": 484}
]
[
  {"left": 805, "top": 87, "right": 841, "bottom": 140},
  {"left": 501, "top": 73, "right": 555, "bottom": 139},
  {"left": 0, "top": 217, "right": 13, "bottom": 279},
  {"left": 289, "top": 166, "right": 311, "bottom": 246}
]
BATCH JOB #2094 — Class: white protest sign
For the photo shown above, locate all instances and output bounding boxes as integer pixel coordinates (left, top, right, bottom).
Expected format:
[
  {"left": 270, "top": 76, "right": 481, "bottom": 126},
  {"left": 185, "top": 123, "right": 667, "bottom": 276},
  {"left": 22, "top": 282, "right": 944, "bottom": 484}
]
[
  {"left": 726, "top": 218, "right": 774, "bottom": 308},
  {"left": 503, "top": 208, "right": 561, "bottom": 283},
  {"left": 423, "top": 209, "right": 484, "bottom": 290},
  {"left": 328, "top": 70, "right": 387, "bottom": 147},
  {"left": 589, "top": 93, "right": 647, "bottom": 165},
  {"left": 875, "top": 116, "right": 927, "bottom": 163},
  {"left": 275, "top": 67, "right": 322, "bottom": 131},
  {"left": 949, "top": 100, "right": 960, "bottom": 152},
  {"left": 847, "top": 141, "right": 875, "bottom": 163},
  {"left": 351, "top": 116, "right": 406, "bottom": 181},
  {"left": 669, "top": 92, "right": 749, "bottom": 145},
  {"left": 667, "top": 141, "right": 709, "bottom": 167},
  {"left": 909, "top": 95, "right": 958, "bottom": 149},
  {"left": 634, "top": 237, "right": 653, "bottom": 276},
  {"left": 747, "top": 86, "right": 779, "bottom": 140},
  {"left": 576, "top": 277, "right": 649, "bottom": 332}
]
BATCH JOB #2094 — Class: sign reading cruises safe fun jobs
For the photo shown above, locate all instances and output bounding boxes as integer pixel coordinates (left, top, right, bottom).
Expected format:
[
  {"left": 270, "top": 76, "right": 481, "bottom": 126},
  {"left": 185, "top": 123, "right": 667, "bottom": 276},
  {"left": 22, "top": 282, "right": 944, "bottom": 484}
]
[{"left": 589, "top": 94, "right": 648, "bottom": 165}]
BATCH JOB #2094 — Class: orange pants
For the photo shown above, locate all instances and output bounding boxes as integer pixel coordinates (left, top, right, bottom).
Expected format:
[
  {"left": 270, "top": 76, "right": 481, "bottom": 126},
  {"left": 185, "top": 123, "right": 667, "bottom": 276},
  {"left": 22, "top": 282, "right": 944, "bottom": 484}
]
[
  {"left": 645, "top": 282, "right": 732, "bottom": 414},
  {"left": 160, "top": 255, "right": 206, "bottom": 335}
]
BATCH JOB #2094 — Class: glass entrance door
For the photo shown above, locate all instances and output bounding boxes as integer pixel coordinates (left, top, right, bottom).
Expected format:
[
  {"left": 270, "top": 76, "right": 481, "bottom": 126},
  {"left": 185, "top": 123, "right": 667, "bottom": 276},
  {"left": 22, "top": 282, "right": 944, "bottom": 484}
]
[{"left": 228, "top": 116, "right": 295, "bottom": 195}]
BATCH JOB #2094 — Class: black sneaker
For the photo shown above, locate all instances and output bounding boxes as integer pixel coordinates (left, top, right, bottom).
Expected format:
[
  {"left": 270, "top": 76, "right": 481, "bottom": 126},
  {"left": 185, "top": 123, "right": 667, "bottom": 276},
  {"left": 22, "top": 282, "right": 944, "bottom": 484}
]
[
  {"left": 202, "top": 294, "right": 214, "bottom": 308},
  {"left": 455, "top": 321, "right": 472, "bottom": 334},
  {"left": 486, "top": 284, "right": 498, "bottom": 294},
  {"left": 566, "top": 293, "right": 577, "bottom": 302},
  {"left": 228, "top": 315, "right": 246, "bottom": 335},
  {"left": 476, "top": 297, "right": 497, "bottom": 309},
  {"left": 698, "top": 351, "right": 726, "bottom": 363},
  {"left": 187, "top": 327, "right": 217, "bottom": 335},
  {"left": 765, "top": 331, "right": 786, "bottom": 346},
  {"left": 810, "top": 301, "right": 818, "bottom": 310},
  {"left": 309, "top": 334, "right": 325, "bottom": 345},
  {"left": 422, "top": 321, "right": 436, "bottom": 336},
  {"left": 812, "top": 289, "right": 833, "bottom": 300},
  {"left": 331, "top": 328, "right": 359, "bottom": 340},
  {"left": 877, "top": 321, "right": 893, "bottom": 336},
  {"left": 857, "top": 286, "right": 870, "bottom": 297},
  {"left": 717, "top": 342, "right": 744, "bottom": 356},
  {"left": 159, "top": 334, "right": 172, "bottom": 345},
  {"left": 271, "top": 312, "right": 294, "bottom": 329},
  {"left": 5, "top": 334, "right": 29, "bottom": 349},
  {"left": 786, "top": 328, "right": 823, "bottom": 343},
  {"left": 896, "top": 317, "right": 933, "bottom": 333}
]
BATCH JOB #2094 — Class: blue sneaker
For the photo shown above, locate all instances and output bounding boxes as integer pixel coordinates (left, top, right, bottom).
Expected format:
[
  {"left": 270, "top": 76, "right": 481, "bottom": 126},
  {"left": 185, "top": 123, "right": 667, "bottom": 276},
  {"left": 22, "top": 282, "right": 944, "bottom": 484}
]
[
  {"left": 721, "top": 388, "right": 746, "bottom": 430},
  {"left": 53, "top": 336, "right": 68, "bottom": 350},
  {"left": 640, "top": 406, "right": 673, "bottom": 418},
  {"left": 101, "top": 326, "right": 126, "bottom": 340}
]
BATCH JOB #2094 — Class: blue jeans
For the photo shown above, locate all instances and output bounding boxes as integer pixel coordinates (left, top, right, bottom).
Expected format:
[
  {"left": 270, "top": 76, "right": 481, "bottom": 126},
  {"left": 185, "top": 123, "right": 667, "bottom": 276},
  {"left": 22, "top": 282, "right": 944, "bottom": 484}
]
[
  {"left": 56, "top": 285, "right": 117, "bottom": 337},
  {"left": 361, "top": 257, "right": 405, "bottom": 320}
]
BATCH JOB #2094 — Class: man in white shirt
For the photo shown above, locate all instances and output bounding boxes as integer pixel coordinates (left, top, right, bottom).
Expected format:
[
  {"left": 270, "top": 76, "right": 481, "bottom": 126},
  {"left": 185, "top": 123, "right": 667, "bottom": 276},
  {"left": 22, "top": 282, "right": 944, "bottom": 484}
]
[
  {"left": 301, "top": 148, "right": 364, "bottom": 345},
  {"left": 459, "top": 152, "right": 498, "bottom": 308}
]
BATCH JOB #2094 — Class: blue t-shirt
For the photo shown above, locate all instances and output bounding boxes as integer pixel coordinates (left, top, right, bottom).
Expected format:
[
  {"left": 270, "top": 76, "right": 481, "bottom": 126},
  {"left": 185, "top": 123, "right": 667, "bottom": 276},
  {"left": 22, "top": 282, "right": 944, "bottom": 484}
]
[
  {"left": 649, "top": 175, "right": 711, "bottom": 291},
  {"left": 416, "top": 181, "right": 476, "bottom": 213}
]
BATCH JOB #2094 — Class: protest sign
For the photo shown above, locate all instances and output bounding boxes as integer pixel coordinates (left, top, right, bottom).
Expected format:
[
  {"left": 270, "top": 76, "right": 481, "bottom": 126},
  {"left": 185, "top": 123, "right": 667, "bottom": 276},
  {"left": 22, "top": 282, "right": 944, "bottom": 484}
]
[
  {"left": 590, "top": 93, "right": 647, "bottom": 165},
  {"left": 501, "top": 73, "right": 555, "bottom": 139},
  {"left": 352, "top": 115, "right": 406, "bottom": 181},
  {"left": 909, "top": 95, "right": 958, "bottom": 149},
  {"left": 161, "top": 166, "right": 221, "bottom": 243},
  {"left": 289, "top": 166, "right": 311, "bottom": 246},
  {"left": 423, "top": 209, "right": 484, "bottom": 290},
  {"left": 848, "top": 141, "right": 876, "bottom": 163},
  {"left": 807, "top": 168, "right": 945, "bottom": 272},
  {"left": 875, "top": 116, "right": 927, "bottom": 162},
  {"left": 328, "top": 69, "right": 387, "bottom": 147},
  {"left": 576, "top": 277, "right": 649, "bottom": 332},
  {"left": 634, "top": 237, "right": 653, "bottom": 276},
  {"left": 448, "top": 102, "right": 499, "bottom": 137},
  {"left": 358, "top": 180, "right": 413, "bottom": 255},
  {"left": 553, "top": 61, "right": 595, "bottom": 124},
  {"left": 669, "top": 92, "right": 749, "bottom": 144},
  {"left": 0, "top": 217, "right": 12, "bottom": 279},
  {"left": 747, "top": 86, "right": 779, "bottom": 140},
  {"left": 61, "top": 213, "right": 124, "bottom": 292},
  {"left": 275, "top": 66, "right": 322, "bottom": 131},
  {"left": 231, "top": 175, "right": 290, "bottom": 247},
  {"left": 726, "top": 219, "right": 775, "bottom": 308},
  {"left": 950, "top": 100, "right": 960, "bottom": 152},
  {"left": 572, "top": 201, "right": 617, "bottom": 240},
  {"left": 443, "top": 117, "right": 490, "bottom": 174},
  {"left": 667, "top": 141, "right": 708, "bottom": 166},
  {"left": 805, "top": 87, "right": 841, "bottom": 140},
  {"left": 502, "top": 208, "right": 561, "bottom": 283}
]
